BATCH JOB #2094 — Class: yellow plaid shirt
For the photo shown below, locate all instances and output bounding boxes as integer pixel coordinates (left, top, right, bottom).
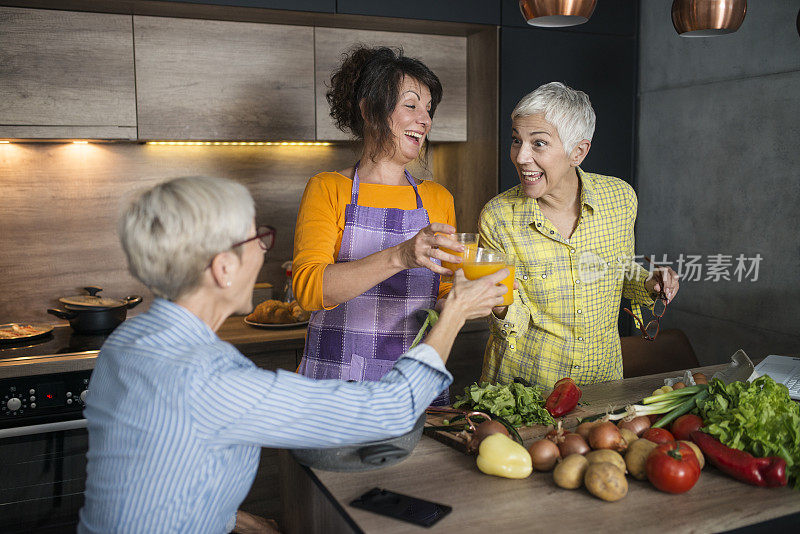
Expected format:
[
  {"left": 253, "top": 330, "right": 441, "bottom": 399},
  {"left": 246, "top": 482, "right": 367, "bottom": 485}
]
[{"left": 478, "top": 168, "right": 654, "bottom": 390}]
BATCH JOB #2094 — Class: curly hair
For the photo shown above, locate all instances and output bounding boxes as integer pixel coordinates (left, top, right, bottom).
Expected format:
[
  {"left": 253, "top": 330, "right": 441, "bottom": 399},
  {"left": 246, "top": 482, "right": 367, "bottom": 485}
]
[{"left": 326, "top": 45, "right": 443, "bottom": 161}]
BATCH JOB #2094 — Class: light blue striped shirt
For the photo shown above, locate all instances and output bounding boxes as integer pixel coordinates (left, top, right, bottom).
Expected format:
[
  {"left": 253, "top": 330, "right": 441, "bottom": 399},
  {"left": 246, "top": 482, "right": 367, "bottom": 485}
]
[{"left": 78, "top": 298, "right": 451, "bottom": 533}]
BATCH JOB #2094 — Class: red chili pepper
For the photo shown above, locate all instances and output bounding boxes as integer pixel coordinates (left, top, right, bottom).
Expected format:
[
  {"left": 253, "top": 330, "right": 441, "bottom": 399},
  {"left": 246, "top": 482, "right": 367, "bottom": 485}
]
[
  {"left": 690, "top": 431, "right": 787, "bottom": 487},
  {"left": 545, "top": 377, "right": 582, "bottom": 418}
]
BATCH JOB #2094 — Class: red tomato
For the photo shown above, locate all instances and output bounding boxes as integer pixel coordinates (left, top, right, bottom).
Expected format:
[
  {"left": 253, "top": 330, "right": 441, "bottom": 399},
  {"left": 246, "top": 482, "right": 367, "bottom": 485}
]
[
  {"left": 641, "top": 427, "right": 675, "bottom": 444},
  {"left": 670, "top": 414, "right": 704, "bottom": 441},
  {"left": 646, "top": 441, "right": 701, "bottom": 493}
]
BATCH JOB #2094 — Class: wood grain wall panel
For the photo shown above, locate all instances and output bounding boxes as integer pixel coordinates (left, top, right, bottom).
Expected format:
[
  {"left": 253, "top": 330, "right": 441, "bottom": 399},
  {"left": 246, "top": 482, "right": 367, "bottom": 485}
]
[
  {"left": 0, "top": 142, "right": 355, "bottom": 323},
  {"left": 0, "top": 7, "right": 136, "bottom": 139},
  {"left": 134, "top": 16, "right": 315, "bottom": 140},
  {"left": 434, "top": 27, "right": 499, "bottom": 232},
  {"left": 314, "top": 27, "right": 467, "bottom": 142}
]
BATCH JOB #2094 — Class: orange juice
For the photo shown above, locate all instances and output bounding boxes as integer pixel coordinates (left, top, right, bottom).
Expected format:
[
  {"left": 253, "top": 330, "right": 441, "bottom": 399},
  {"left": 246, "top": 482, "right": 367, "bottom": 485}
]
[
  {"left": 462, "top": 261, "right": 515, "bottom": 306},
  {"left": 439, "top": 233, "right": 478, "bottom": 282},
  {"left": 441, "top": 242, "right": 478, "bottom": 275}
]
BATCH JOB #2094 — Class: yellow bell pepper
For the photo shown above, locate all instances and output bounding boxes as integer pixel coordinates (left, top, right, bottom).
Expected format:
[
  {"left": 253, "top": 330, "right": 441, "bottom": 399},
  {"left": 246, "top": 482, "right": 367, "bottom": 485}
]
[{"left": 476, "top": 433, "right": 532, "bottom": 479}]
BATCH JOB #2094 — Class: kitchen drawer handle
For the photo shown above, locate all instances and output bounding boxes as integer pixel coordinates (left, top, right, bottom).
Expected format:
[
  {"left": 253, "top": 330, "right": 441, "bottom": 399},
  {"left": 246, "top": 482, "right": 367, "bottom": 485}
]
[{"left": 0, "top": 418, "right": 87, "bottom": 438}]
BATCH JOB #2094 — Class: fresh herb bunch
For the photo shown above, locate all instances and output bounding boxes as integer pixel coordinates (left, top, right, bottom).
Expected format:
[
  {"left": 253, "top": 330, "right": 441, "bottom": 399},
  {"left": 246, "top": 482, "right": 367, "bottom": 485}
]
[
  {"left": 453, "top": 382, "right": 555, "bottom": 428},
  {"left": 697, "top": 376, "right": 800, "bottom": 489}
]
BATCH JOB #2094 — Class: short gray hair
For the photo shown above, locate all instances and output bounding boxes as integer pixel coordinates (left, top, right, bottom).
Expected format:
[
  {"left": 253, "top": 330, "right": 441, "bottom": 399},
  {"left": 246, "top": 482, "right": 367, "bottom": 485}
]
[
  {"left": 511, "top": 82, "right": 596, "bottom": 155},
  {"left": 119, "top": 176, "right": 255, "bottom": 301}
]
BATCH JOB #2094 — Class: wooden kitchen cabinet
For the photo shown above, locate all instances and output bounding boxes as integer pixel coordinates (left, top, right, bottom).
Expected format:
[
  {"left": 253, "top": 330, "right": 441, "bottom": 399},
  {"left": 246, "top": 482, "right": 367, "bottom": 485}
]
[
  {"left": 134, "top": 16, "right": 315, "bottom": 140},
  {"left": 314, "top": 27, "right": 467, "bottom": 142},
  {"left": 0, "top": 7, "right": 137, "bottom": 140}
]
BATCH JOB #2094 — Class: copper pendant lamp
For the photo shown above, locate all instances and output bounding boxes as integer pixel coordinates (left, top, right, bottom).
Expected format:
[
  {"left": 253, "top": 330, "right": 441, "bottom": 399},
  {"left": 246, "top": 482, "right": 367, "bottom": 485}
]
[
  {"left": 519, "top": 0, "right": 597, "bottom": 28},
  {"left": 671, "top": 0, "right": 747, "bottom": 37}
]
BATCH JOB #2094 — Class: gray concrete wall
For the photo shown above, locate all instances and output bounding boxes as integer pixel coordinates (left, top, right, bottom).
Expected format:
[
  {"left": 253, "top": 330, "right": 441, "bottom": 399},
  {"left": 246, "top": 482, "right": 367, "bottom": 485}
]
[{"left": 636, "top": 1, "right": 800, "bottom": 365}]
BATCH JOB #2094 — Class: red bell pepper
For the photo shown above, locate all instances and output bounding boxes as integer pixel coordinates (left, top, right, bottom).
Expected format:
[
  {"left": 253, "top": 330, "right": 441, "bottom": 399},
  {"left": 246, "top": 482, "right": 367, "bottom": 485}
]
[
  {"left": 690, "top": 431, "right": 787, "bottom": 487},
  {"left": 545, "top": 377, "right": 582, "bottom": 418}
]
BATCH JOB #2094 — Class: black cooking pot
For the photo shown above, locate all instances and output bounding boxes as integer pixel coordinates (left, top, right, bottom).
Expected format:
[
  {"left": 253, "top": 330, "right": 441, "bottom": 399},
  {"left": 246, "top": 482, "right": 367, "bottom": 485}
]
[
  {"left": 290, "top": 413, "right": 426, "bottom": 472},
  {"left": 48, "top": 286, "right": 142, "bottom": 335}
]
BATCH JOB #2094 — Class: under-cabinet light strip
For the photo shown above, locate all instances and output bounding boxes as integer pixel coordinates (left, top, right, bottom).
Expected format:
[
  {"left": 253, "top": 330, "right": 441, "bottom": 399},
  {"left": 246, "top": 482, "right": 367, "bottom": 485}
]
[{"left": 146, "top": 141, "right": 332, "bottom": 146}]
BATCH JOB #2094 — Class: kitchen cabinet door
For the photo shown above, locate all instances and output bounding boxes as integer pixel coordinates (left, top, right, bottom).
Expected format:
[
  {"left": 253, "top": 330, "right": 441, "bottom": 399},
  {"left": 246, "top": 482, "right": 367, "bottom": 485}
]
[
  {"left": 336, "top": 0, "right": 500, "bottom": 25},
  {"left": 0, "top": 7, "right": 136, "bottom": 140},
  {"left": 134, "top": 16, "right": 315, "bottom": 140},
  {"left": 314, "top": 28, "right": 467, "bottom": 142}
]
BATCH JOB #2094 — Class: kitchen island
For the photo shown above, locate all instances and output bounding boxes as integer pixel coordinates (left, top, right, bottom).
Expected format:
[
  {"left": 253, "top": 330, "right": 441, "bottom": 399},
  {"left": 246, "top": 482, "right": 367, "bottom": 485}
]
[{"left": 279, "top": 364, "right": 800, "bottom": 533}]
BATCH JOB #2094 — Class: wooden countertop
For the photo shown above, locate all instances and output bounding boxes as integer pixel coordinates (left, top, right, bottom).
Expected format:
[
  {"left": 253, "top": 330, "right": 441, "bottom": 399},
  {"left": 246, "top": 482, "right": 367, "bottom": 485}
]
[{"left": 297, "top": 364, "right": 800, "bottom": 533}]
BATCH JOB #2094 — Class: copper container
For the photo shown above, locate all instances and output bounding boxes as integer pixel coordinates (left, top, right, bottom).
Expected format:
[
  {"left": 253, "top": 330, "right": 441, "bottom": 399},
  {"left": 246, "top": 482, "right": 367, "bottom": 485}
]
[
  {"left": 671, "top": 0, "right": 747, "bottom": 37},
  {"left": 519, "top": 0, "right": 597, "bottom": 28}
]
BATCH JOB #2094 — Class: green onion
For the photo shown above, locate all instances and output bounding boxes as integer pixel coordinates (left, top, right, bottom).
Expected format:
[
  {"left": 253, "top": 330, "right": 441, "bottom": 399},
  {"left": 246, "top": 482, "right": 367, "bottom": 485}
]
[
  {"left": 652, "top": 390, "right": 710, "bottom": 428},
  {"left": 410, "top": 309, "right": 439, "bottom": 349},
  {"left": 643, "top": 385, "right": 708, "bottom": 405}
]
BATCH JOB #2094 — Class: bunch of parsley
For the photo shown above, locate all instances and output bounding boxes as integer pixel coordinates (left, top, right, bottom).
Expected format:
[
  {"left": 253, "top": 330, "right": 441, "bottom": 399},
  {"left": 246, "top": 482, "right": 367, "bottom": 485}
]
[
  {"left": 697, "top": 376, "right": 800, "bottom": 489},
  {"left": 453, "top": 382, "right": 555, "bottom": 428}
]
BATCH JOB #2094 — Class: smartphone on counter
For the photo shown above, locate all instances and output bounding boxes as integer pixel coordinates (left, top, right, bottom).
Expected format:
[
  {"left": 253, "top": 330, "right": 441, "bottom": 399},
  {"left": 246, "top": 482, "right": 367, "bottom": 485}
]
[{"left": 349, "top": 487, "right": 452, "bottom": 528}]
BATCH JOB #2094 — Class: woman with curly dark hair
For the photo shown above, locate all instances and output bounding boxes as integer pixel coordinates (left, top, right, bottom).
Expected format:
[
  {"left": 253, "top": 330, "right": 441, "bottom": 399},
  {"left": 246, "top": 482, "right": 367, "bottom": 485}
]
[{"left": 292, "top": 46, "right": 480, "bottom": 405}]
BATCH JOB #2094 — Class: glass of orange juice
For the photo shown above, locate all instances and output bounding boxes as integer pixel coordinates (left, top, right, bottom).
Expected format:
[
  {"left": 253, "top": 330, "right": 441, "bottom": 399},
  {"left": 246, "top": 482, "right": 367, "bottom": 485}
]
[
  {"left": 462, "top": 247, "right": 515, "bottom": 306},
  {"left": 439, "top": 233, "right": 479, "bottom": 282}
]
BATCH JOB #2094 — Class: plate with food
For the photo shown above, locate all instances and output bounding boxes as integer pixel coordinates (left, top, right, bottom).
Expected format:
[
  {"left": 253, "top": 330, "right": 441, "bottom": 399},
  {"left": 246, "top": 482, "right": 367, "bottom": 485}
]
[
  {"left": 0, "top": 323, "right": 55, "bottom": 344},
  {"left": 244, "top": 300, "right": 310, "bottom": 329}
]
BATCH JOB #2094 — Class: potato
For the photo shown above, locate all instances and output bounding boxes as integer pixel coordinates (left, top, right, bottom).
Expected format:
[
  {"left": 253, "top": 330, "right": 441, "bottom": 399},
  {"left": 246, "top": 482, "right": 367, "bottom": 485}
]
[
  {"left": 553, "top": 454, "right": 589, "bottom": 489},
  {"left": 619, "top": 428, "right": 638, "bottom": 450},
  {"left": 585, "top": 449, "right": 626, "bottom": 474},
  {"left": 679, "top": 440, "right": 705, "bottom": 469},
  {"left": 584, "top": 462, "right": 628, "bottom": 502},
  {"left": 625, "top": 438, "right": 658, "bottom": 480}
]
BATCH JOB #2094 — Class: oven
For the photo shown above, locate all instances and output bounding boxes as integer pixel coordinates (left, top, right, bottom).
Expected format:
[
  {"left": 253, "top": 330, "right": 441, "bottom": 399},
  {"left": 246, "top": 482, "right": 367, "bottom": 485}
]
[{"left": 0, "top": 327, "right": 104, "bottom": 533}]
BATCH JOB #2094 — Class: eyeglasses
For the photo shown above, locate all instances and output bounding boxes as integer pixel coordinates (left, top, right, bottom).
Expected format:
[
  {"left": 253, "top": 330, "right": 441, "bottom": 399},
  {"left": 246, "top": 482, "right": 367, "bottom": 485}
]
[
  {"left": 623, "top": 291, "right": 667, "bottom": 341},
  {"left": 623, "top": 256, "right": 668, "bottom": 341},
  {"left": 231, "top": 225, "right": 276, "bottom": 251}
]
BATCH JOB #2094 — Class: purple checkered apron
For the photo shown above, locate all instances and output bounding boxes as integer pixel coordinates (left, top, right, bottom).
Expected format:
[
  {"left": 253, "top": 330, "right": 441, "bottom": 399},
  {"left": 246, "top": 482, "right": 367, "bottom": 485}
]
[{"left": 298, "top": 164, "right": 449, "bottom": 405}]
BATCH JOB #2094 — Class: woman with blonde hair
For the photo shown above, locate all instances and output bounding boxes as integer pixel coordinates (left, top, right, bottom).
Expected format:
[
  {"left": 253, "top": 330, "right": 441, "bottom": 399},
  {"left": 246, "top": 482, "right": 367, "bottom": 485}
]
[{"left": 79, "top": 175, "right": 507, "bottom": 533}]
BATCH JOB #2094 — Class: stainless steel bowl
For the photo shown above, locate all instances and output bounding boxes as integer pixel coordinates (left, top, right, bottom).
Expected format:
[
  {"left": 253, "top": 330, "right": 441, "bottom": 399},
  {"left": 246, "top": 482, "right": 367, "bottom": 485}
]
[{"left": 290, "top": 413, "right": 426, "bottom": 472}]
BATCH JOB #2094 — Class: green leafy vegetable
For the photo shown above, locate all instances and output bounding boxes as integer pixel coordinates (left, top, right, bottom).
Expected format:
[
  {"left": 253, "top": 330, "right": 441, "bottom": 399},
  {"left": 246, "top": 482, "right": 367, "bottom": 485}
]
[
  {"left": 453, "top": 382, "right": 555, "bottom": 428},
  {"left": 697, "top": 376, "right": 800, "bottom": 489}
]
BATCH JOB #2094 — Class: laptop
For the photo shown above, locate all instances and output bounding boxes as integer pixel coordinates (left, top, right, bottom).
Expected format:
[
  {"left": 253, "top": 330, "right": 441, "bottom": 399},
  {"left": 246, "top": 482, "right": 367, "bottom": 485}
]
[{"left": 754, "top": 355, "right": 800, "bottom": 400}]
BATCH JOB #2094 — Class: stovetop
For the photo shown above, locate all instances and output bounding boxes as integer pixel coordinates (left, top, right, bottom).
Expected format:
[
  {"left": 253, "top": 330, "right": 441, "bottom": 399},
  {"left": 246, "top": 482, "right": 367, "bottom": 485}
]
[{"left": 0, "top": 326, "right": 107, "bottom": 360}]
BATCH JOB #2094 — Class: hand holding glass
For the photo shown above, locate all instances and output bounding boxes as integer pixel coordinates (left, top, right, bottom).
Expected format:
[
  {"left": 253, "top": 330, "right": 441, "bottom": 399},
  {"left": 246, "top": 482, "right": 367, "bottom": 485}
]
[{"left": 461, "top": 247, "right": 515, "bottom": 306}]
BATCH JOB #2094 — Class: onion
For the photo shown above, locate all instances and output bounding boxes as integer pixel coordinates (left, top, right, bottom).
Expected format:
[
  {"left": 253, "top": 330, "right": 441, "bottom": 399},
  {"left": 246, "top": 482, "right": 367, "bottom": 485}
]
[
  {"left": 588, "top": 421, "right": 626, "bottom": 451},
  {"left": 575, "top": 421, "right": 598, "bottom": 442},
  {"left": 528, "top": 439, "right": 561, "bottom": 471},
  {"left": 466, "top": 416, "right": 509, "bottom": 453},
  {"left": 617, "top": 415, "right": 651, "bottom": 437},
  {"left": 545, "top": 420, "right": 566, "bottom": 443},
  {"left": 558, "top": 433, "right": 590, "bottom": 457}
]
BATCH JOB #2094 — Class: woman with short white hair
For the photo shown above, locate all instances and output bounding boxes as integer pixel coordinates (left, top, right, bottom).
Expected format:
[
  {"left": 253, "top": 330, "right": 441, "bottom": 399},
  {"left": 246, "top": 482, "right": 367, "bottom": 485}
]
[
  {"left": 478, "top": 82, "right": 680, "bottom": 390},
  {"left": 79, "top": 175, "right": 508, "bottom": 533}
]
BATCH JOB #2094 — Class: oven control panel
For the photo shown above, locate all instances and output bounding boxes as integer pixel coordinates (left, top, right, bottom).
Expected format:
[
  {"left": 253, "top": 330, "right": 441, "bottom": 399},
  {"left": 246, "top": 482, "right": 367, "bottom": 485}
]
[{"left": 0, "top": 370, "right": 92, "bottom": 428}]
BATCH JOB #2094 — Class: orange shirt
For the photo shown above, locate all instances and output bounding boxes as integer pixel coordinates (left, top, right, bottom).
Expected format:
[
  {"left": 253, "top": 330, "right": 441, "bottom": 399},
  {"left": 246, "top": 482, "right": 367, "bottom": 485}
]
[{"left": 293, "top": 171, "right": 456, "bottom": 311}]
